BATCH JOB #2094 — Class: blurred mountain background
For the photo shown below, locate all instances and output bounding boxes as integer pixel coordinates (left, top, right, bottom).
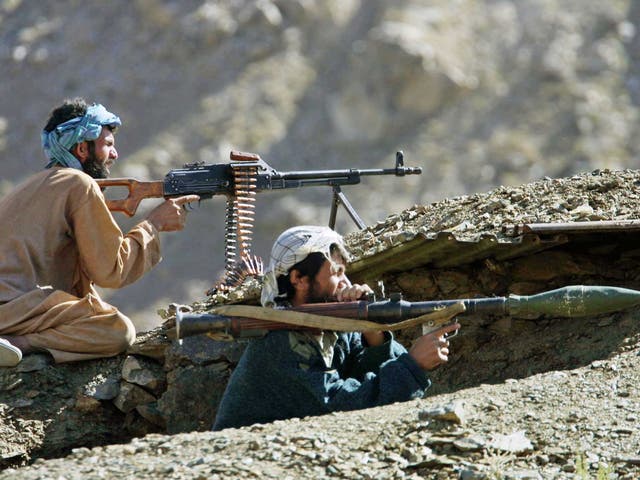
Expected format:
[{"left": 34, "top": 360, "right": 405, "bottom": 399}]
[{"left": 1, "top": 0, "right": 639, "bottom": 331}]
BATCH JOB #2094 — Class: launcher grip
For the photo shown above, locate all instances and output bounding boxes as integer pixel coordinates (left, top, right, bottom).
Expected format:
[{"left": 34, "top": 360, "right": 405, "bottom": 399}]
[{"left": 96, "top": 178, "right": 165, "bottom": 216}]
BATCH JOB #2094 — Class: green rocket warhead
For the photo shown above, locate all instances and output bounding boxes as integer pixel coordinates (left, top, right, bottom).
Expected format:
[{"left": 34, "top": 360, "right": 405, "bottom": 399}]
[
  {"left": 366, "top": 285, "right": 640, "bottom": 321},
  {"left": 507, "top": 285, "right": 640, "bottom": 317}
]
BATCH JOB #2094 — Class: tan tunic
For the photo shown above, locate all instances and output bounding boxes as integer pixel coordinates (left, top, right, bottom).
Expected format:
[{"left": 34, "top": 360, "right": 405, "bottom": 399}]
[{"left": 0, "top": 167, "right": 161, "bottom": 362}]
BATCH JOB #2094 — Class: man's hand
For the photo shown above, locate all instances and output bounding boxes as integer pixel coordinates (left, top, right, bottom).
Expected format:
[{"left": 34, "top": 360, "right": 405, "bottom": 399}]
[
  {"left": 409, "top": 322, "right": 461, "bottom": 371},
  {"left": 146, "top": 195, "right": 200, "bottom": 232},
  {"left": 336, "top": 283, "right": 373, "bottom": 302},
  {"left": 335, "top": 283, "right": 386, "bottom": 346}
]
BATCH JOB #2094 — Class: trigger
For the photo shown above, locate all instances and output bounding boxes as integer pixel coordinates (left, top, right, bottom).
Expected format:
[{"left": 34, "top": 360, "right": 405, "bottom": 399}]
[
  {"left": 444, "top": 326, "right": 459, "bottom": 339},
  {"left": 183, "top": 201, "right": 198, "bottom": 211}
]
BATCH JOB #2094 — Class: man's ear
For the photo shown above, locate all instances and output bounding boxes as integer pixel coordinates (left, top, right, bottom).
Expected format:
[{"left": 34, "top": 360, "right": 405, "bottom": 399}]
[
  {"left": 289, "top": 269, "right": 310, "bottom": 295},
  {"left": 72, "top": 141, "right": 89, "bottom": 163}
]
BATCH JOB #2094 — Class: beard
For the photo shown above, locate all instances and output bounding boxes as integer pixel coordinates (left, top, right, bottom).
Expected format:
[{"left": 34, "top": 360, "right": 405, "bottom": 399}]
[
  {"left": 82, "top": 143, "right": 109, "bottom": 179},
  {"left": 306, "top": 281, "right": 336, "bottom": 304}
]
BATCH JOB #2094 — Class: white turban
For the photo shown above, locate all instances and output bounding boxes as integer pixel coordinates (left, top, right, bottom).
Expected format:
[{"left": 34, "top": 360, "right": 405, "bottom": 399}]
[{"left": 260, "top": 225, "right": 350, "bottom": 307}]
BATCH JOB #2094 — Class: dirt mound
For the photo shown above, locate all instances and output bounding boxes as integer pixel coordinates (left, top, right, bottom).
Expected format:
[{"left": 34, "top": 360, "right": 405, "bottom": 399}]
[
  {"left": 347, "top": 168, "right": 640, "bottom": 259},
  {"left": 3, "top": 337, "right": 640, "bottom": 479},
  {"left": 2, "top": 168, "right": 640, "bottom": 478}
]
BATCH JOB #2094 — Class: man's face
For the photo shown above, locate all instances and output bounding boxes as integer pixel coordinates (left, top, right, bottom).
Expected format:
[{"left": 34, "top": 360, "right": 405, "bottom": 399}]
[
  {"left": 307, "top": 252, "right": 349, "bottom": 303},
  {"left": 82, "top": 127, "right": 118, "bottom": 179}
]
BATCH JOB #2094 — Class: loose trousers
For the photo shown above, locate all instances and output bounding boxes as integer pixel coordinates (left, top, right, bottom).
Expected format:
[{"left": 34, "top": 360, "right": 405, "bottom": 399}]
[{"left": 0, "top": 287, "right": 135, "bottom": 363}]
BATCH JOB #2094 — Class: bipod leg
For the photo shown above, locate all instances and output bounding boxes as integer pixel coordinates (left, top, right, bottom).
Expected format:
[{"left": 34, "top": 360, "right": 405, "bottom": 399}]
[{"left": 329, "top": 185, "right": 366, "bottom": 230}]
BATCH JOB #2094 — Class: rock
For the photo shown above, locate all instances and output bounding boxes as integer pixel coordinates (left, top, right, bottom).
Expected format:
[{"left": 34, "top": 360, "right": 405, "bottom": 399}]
[
  {"left": 570, "top": 203, "right": 595, "bottom": 219},
  {"left": 453, "top": 434, "right": 486, "bottom": 451},
  {"left": 164, "top": 336, "right": 246, "bottom": 370},
  {"left": 488, "top": 431, "right": 534, "bottom": 454},
  {"left": 156, "top": 362, "right": 230, "bottom": 433},
  {"left": 85, "top": 376, "right": 120, "bottom": 401},
  {"left": 9, "top": 399, "right": 33, "bottom": 409},
  {"left": 73, "top": 394, "right": 102, "bottom": 414},
  {"left": 613, "top": 456, "right": 640, "bottom": 466},
  {"left": 113, "top": 382, "right": 156, "bottom": 413},
  {"left": 121, "top": 356, "right": 166, "bottom": 395},
  {"left": 418, "top": 400, "right": 468, "bottom": 424},
  {"left": 459, "top": 467, "right": 488, "bottom": 479},
  {"left": 15, "top": 354, "right": 51, "bottom": 373},
  {"left": 136, "top": 402, "right": 166, "bottom": 428},
  {"left": 503, "top": 470, "right": 543, "bottom": 480},
  {"left": 126, "top": 341, "right": 170, "bottom": 363}
]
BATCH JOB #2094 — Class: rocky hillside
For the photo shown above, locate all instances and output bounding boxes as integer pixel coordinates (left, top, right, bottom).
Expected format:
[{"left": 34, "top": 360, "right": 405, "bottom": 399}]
[
  {"left": 2, "top": 168, "right": 640, "bottom": 479},
  {"left": 1, "top": 0, "right": 640, "bottom": 329},
  {"left": 4, "top": 351, "right": 640, "bottom": 479}
]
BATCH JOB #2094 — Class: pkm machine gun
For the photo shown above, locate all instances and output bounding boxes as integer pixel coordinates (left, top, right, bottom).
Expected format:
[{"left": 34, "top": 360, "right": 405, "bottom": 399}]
[{"left": 97, "top": 151, "right": 421, "bottom": 291}]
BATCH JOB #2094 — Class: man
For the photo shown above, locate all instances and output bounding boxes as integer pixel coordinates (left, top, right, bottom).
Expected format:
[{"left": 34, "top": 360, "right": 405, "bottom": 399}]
[
  {"left": 0, "top": 98, "right": 198, "bottom": 367},
  {"left": 212, "top": 225, "right": 460, "bottom": 430}
]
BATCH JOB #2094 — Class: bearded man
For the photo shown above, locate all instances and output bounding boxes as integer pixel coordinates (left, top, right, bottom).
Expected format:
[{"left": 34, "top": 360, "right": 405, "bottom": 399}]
[
  {"left": 0, "top": 98, "right": 198, "bottom": 367},
  {"left": 212, "top": 225, "right": 459, "bottom": 430}
]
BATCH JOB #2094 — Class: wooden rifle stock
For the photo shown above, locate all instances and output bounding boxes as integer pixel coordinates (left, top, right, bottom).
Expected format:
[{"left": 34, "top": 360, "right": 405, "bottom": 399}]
[{"left": 96, "top": 178, "right": 165, "bottom": 217}]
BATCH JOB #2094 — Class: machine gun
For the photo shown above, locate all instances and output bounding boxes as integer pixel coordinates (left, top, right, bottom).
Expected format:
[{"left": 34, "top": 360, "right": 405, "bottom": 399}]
[
  {"left": 97, "top": 150, "right": 421, "bottom": 291},
  {"left": 175, "top": 285, "right": 640, "bottom": 340}
]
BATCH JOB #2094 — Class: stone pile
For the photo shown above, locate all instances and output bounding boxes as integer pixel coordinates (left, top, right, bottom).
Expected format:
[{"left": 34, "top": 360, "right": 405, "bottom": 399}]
[
  {"left": 3, "top": 346, "right": 640, "bottom": 479},
  {"left": 3, "top": 167, "right": 640, "bottom": 472},
  {"left": 347, "top": 169, "right": 640, "bottom": 259}
]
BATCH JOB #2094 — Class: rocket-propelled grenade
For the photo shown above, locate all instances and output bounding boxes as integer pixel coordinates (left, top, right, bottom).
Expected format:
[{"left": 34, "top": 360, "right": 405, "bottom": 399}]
[
  {"left": 176, "top": 285, "right": 640, "bottom": 339},
  {"left": 384, "top": 285, "right": 640, "bottom": 320}
]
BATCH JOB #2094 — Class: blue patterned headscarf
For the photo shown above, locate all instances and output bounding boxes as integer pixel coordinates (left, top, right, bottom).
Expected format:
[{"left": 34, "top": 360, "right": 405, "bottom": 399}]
[{"left": 41, "top": 103, "right": 121, "bottom": 170}]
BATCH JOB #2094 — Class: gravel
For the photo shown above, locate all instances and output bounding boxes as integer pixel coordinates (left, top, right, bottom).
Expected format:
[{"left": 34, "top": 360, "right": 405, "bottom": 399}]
[{"left": 3, "top": 168, "right": 640, "bottom": 480}]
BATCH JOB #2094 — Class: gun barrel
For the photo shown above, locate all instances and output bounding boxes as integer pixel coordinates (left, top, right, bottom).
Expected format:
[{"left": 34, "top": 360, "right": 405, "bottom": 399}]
[
  {"left": 260, "top": 167, "right": 422, "bottom": 191},
  {"left": 364, "top": 297, "right": 508, "bottom": 322},
  {"left": 273, "top": 167, "right": 422, "bottom": 180}
]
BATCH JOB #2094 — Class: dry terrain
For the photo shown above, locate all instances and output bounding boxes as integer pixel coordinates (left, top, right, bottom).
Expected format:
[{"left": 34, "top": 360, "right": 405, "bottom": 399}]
[{"left": 2, "top": 168, "right": 640, "bottom": 479}]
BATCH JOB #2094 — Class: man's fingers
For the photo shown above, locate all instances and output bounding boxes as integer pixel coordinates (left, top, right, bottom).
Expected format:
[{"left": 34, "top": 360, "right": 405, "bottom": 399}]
[
  {"left": 438, "top": 349, "right": 449, "bottom": 362},
  {"left": 173, "top": 195, "right": 200, "bottom": 206},
  {"left": 337, "top": 284, "right": 374, "bottom": 302},
  {"left": 436, "top": 322, "right": 461, "bottom": 337}
]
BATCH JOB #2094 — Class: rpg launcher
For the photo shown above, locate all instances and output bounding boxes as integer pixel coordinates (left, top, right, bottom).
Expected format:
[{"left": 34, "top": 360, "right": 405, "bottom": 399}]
[
  {"left": 97, "top": 150, "right": 421, "bottom": 291},
  {"left": 175, "top": 285, "right": 640, "bottom": 341}
]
